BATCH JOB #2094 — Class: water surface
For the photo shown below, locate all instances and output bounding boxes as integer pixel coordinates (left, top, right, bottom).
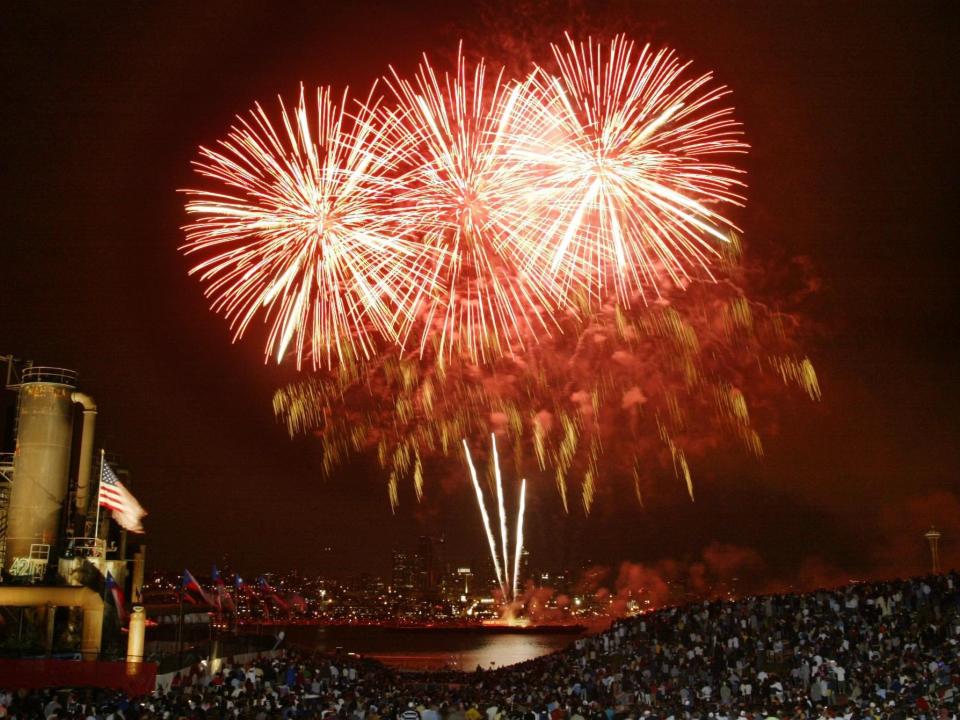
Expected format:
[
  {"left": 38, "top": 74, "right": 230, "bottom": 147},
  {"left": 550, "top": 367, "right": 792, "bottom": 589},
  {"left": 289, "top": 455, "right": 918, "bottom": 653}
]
[{"left": 285, "top": 626, "right": 584, "bottom": 671}]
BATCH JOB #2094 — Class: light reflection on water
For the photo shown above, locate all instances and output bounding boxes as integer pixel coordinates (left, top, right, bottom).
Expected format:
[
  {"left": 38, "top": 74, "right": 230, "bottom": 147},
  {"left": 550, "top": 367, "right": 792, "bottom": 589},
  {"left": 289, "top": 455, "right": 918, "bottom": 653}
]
[{"left": 286, "top": 626, "right": 584, "bottom": 671}]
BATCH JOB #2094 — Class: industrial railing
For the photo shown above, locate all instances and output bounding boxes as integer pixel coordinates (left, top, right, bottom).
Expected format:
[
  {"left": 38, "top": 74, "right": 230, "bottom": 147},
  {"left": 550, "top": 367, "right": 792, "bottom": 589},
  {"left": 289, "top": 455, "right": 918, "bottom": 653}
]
[
  {"left": 7, "top": 543, "right": 51, "bottom": 581},
  {"left": 18, "top": 366, "right": 78, "bottom": 386},
  {"left": 65, "top": 536, "right": 107, "bottom": 559},
  {"left": 0, "top": 484, "right": 8, "bottom": 569}
]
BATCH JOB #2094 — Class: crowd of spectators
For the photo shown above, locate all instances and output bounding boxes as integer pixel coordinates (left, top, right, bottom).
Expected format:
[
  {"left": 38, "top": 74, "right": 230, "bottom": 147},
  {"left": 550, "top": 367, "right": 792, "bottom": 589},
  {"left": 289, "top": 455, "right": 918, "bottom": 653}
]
[{"left": 2, "top": 573, "right": 958, "bottom": 720}]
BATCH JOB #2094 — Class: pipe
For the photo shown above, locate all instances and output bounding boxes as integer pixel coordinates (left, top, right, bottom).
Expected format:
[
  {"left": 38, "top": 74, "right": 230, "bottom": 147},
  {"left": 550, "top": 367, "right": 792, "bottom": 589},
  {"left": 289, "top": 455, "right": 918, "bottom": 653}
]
[
  {"left": 0, "top": 586, "right": 103, "bottom": 660},
  {"left": 71, "top": 392, "right": 97, "bottom": 529},
  {"left": 45, "top": 603, "right": 56, "bottom": 655},
  {"left": 131, "top": 547, "right": 146, "bottom": 603},
  {"left": 126, "top": 605, "right": 146, "bottom": 672},
  {"left": 81, "top": 603, "right": 104, "bottom": 661},
  {"left": 117, "top": 469, "right": 131, "bottom": 560}
]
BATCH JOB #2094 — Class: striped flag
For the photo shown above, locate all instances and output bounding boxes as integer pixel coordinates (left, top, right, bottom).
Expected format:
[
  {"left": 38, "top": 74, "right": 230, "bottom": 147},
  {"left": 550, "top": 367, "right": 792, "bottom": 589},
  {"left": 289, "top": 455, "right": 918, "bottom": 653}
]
[
  {"left": 106, "top": 571, "right": 128, "bottom": 624},
  {"left": 98, "top": 461, "right": 146, "bottom": 533},
  {"left": 258, "top": 576, "right": 290, "bottom": 612},
  {"left": 212, "top": 565, "right": 235, "bottom": 612},
  {"left": 182, "top": 569, "right": 216, "bottom": 606}
]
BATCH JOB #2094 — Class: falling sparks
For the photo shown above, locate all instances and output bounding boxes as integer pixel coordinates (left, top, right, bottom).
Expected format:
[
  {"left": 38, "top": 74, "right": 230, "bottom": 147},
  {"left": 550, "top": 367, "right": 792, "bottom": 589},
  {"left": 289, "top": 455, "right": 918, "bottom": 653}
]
[
  {"left": 659, "top": 421, "right": 695, "bottom": 502},
  {"left": 413, "top": 449, "right": 424, "bottom": 501},
  {"left": 273, "top": 260, "right": 819, "bottom": 513},
  {"left": 771, "top": 355, "right": 822, "bottom": 401},
  {"left": 388, "top": 471, "right": 399, "bottom": 513}
]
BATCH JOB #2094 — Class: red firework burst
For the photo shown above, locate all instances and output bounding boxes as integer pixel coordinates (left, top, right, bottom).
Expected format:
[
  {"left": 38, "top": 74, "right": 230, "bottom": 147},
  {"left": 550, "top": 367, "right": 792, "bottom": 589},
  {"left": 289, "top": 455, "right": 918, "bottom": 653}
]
[
  {"left": 506, "top": 34, "right": 748, "bottom": 305},
  {"left": 381, "top": 47, "right": 562, "bottom": 363},
  {"left": 181, "top": 84, "right": 430, "bottom": 370}
]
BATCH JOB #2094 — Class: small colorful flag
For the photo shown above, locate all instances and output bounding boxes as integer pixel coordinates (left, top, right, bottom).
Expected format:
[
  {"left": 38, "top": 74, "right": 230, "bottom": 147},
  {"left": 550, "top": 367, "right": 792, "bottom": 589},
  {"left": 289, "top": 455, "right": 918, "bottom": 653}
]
[
  {"left": 258, "top": 576, "right": 290, "bottom": 611},
  {"left": 212, "top": 565, "right": 236, "bottom": 612},
  {"left": 182, "top": 568, "right": 215, "bottom": 606},
  {"left": 106, "top": 571, "right": 128, "bottom": 624}
]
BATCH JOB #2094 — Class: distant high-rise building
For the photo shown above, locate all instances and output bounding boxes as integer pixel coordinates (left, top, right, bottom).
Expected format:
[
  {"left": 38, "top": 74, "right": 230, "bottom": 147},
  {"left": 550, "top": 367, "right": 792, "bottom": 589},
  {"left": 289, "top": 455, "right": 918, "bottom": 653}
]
[
  {"left": 417, "top": 535, "right": 445, "bottom": 597},
  {"left": 391, "top": 550, "right": 417, "bottom": 598},
  {"left": 518, "top": 548, "right": 531, "bottom": 587}
]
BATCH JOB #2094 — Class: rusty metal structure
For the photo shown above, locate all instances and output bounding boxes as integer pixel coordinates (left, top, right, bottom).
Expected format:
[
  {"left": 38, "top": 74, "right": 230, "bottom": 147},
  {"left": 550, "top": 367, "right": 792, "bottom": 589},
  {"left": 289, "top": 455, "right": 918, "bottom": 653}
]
[{"left": 0, "top": 354, "right": 145, "bottom": 661}]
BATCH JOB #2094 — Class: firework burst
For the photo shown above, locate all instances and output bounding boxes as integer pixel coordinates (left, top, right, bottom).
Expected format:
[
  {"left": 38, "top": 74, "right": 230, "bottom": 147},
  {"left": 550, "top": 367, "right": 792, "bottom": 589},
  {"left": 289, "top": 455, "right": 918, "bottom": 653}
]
[
  {"left": 183, "top": 38, "right": 818, "bottom": 515},
  {"left": 182, "top": 85, "right": 430, "bottom": 370},
  {"left": 381, "top": 48, "right": 561, "bottom": 363},
  {"left": 506, "top": 34, "right": 748, "bottom": 306}
]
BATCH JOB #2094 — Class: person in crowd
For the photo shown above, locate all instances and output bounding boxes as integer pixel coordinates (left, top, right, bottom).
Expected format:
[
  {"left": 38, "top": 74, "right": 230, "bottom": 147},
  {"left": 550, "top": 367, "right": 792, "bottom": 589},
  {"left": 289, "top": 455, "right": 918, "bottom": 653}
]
[{"left": 2, "top": 573, "right": 959, "bottom": 720}]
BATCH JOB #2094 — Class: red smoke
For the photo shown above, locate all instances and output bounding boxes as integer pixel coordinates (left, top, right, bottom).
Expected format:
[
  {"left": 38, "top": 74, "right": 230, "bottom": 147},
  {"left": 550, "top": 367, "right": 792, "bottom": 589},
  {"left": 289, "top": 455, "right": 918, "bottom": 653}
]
[{"left": 511, "top": 523, "right": 955, "bottom": 624}]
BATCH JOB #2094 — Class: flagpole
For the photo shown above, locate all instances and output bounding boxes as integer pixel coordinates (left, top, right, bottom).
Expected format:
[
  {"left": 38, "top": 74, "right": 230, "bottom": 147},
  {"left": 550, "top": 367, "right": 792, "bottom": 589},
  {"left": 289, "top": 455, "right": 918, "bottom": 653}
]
[
  {"left": 102, "top": 571, "right": 111, "bottom": 625},
  {"left": 93, "top": 449, "right": 105, "bottom": 554},
  {"left": 176, "top": 575, "right": 185, "bottom": 667}
]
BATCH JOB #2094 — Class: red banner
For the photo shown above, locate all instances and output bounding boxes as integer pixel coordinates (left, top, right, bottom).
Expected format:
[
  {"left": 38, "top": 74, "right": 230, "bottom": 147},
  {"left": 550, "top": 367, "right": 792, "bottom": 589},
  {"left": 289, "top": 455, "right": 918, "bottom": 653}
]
[{"left": 0, "top": 659, "right": 157, "bottom": 695}]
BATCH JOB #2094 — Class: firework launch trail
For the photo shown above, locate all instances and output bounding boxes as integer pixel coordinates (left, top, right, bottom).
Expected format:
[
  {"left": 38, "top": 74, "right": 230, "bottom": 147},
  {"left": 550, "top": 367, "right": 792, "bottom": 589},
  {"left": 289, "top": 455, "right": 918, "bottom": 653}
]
[{"left": 464, "top": 435, "right": 527, "bottom": 602}]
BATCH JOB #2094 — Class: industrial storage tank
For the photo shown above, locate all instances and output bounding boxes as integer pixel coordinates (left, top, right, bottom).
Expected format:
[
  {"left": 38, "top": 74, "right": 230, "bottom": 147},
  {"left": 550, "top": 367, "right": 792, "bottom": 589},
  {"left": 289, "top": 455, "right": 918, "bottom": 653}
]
[{"left": 3, "top": 367, "right": 78, "bottom": 574}]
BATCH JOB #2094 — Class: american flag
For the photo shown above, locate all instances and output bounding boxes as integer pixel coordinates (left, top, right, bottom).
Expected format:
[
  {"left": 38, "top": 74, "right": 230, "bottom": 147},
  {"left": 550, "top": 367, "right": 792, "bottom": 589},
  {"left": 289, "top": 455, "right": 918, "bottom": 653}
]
[{"left": 98, "top": 460, "right": 147, "bottom": 533}]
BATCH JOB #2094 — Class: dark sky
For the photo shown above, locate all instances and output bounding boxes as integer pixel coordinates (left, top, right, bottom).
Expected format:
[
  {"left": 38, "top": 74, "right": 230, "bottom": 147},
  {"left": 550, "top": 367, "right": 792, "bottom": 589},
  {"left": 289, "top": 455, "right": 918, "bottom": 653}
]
[{"left": 1, "top": 1, "right": 957, "bottom": 584}]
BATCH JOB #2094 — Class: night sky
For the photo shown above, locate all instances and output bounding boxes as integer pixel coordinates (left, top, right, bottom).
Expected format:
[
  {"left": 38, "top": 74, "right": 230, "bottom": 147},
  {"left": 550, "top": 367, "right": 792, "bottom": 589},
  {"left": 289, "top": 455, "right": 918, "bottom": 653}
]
[{"left": 1, "top": 2, "right": 957, "bottom": 585}]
